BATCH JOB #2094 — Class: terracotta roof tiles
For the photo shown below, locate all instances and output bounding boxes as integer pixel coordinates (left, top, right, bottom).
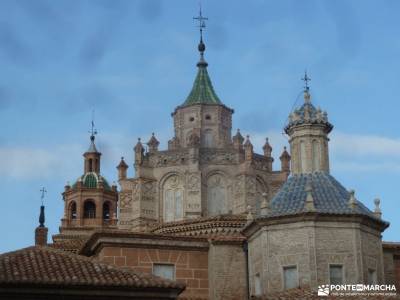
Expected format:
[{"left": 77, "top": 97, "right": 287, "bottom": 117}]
[{"left": 0, "top": 246, "right": 185, "bottom": 291}]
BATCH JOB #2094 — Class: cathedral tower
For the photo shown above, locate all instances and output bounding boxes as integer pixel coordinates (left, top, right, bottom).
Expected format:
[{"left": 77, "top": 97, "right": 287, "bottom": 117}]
[
  {"left": 284, "top": 74, "right": 333, "bottom": 174},
  {"left": 117, "top": 10, "right": 289, "bottom": 231},
  {"left": 169, "top": 23, "right": 234, "bottom": 150},
  {"left": 56, "top": 131, "right": 118, "bottom": 241}
]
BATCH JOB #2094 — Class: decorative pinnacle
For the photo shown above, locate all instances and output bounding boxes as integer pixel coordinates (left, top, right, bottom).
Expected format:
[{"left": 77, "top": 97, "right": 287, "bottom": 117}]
[
  {"left": 374, "top": 198, "right": 382, "bottom": 218},
  {"left": 39, "top": 205, "right": 45, "bottom": 227},
  {"left": 39, "top": 187, "right": 46, "bottom": 227}
]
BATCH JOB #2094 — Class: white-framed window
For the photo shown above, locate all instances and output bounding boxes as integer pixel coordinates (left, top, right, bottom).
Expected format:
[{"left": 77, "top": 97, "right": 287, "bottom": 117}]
[
  {"left": 153, "top": 263, "right": 175, "bottom": 280},
  {"left": 368, "top": 268, "right": 377, "bottom": 285},
  {"left": 254, "top": 273, "right": 261, "bottom": 296},
  {"left": 329, "top": 264, "right": 344, "bottom": 285},
  {"left": 283, "top": 265, "right": 298, "bottom": 290}
]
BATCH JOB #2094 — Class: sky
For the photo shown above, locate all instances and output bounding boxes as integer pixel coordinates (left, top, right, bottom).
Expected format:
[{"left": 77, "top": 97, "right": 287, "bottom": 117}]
[{"left": 0, "top": 0, "right": 399, "bottom": 253}]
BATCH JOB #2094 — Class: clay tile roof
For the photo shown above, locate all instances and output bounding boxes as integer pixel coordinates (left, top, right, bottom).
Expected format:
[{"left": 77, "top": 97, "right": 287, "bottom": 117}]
[
  {"left": 48, "top": 238, "right": 88, "bottom": 253},
  {"left": 152, "top": 214, "right": 246, "bottom": 230},
  {"left": 0, "top": 246, "right": 185, "bottom": 291}
]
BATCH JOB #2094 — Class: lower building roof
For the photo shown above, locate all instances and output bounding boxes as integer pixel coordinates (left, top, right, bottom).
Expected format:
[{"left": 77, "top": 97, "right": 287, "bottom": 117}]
[{"left": 0, "top": 246, "right": 185, "bottom": 293}]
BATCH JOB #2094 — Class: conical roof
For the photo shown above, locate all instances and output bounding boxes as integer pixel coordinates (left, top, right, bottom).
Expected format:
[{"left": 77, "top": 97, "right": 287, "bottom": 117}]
[
  {"left": 86, "top": 135, "right": 99, "bottom": 153},
  {"left": 182, "top": 38, "right": 222, "bottom": 106}
]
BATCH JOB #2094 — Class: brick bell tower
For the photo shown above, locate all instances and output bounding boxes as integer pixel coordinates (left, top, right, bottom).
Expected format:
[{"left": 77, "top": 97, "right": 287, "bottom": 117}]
[{"left": 56, "top": 127, "right": 118, "bottom": 240}]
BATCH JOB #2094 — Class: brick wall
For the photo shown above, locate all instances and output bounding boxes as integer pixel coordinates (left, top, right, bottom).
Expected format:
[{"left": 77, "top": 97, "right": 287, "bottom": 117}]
[
  {"left": 98, "top": 246, "right": 209, "bottom": 299},
  {"left": 208, "top": 243, "right": 247, "bottom": 300},
  {"left": 395, "top": 256, "right": 400, "bottom": 290}
]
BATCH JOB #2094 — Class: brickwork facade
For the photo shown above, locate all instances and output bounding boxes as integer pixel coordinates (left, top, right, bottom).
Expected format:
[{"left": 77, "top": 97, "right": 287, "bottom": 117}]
[
  {"left": 246, "top": 218, "right": 386, "bottom": 296},
  {"left": 208, "top": 243, "right": 247, "bottom": 300},
  {"left": 98, "top": 246, "right": 209, "bottom": 299}
]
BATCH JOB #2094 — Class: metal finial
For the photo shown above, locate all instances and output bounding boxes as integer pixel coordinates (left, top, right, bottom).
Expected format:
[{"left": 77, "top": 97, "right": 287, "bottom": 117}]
[
  {"left": 89, "top": 109, "right": 98, "bottom": 141},
  {"left": 301, "top": 70, "right": 311, "bottom": 91},
  {"left": 39, "top": 187, "right": 46, "bottom": 227},
  {"left": 193, "top": 2, "right": 208, "bottom": 42},
  {"left": 40, "top": 187, "right": 47, "bottom": 206},
  {"left": 39, "top": 205, "right": 45, "bottom": 227},
  {"left": 193, "top": 2, "right": 208, "bottom": 63}
]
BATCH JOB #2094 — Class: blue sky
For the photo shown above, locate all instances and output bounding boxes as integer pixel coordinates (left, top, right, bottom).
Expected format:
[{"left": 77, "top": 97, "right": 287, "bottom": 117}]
[{"left": 0, "top": 0, "right": 399, "bottom": 253}]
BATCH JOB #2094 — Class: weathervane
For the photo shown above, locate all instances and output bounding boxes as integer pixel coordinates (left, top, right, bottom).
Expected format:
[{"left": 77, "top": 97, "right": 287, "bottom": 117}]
[
  {"left": 193, "top": 3, "right": 208, "bottom": 41},
  {"left": 89, "top": 109, "right": 98, "bottom": 141},
  {"left": 40, "top": 187, "right": 47, "bottom": 205},
  {"left": 301, "top": 71, "right": 311, "bottom": 91}
]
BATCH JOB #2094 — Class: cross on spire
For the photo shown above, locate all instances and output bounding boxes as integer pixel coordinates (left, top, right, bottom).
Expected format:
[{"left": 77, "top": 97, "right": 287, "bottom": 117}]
[
  {"left": 193, "top": 3, "right": 208, "bottom": 41},
  {"left": 89, "top": 109, "right": 98, "bottom": 141},
  {"left": 40, "top": 187, "right": 47, "bottom": 205},
  {"left": 301, "top": 71, "right": 311, "bottom": 91}
]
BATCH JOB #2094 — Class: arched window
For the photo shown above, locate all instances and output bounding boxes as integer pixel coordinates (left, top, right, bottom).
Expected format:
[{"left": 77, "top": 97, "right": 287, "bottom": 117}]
[
  {"left": 103, "top": 202, "right": 110, "bottom": 220},
  {"left": 163, "top": 175, "right": 184, "bottom": 222},
  {"left": 312, "top": 140, "right": 320, "bottom": 171},
  {"left": 83, "top": 200, "right": 96, "bottom": 218},
  {"left": 69, "top": 202, "right": 77, "bottom": 220},
  {"left": 203, "top": 129, "right": 214, "bottom": 147},
  {"left": 88, "top": 159, "right": 93, "bottom": 172},
  {"left": 207, "top": 174, "right": 227, "bottom": 216},
  {"left": 300, "top": 141, "right": 307, "bottom": 172}
]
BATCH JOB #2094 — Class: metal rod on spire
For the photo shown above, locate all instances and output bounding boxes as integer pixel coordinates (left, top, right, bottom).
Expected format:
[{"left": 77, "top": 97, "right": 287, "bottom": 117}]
[
  {"left": 89, "top": 109, "right": 98, "bottom": 141},
  {"left": 40, "top": 187, "right": 47, "bottom": 206},
  {"left": 193, "top": 2, "right": 208, "bottom": 42},
  {"left": 301, "top": 70, "right": 311, "bottom": 91}
]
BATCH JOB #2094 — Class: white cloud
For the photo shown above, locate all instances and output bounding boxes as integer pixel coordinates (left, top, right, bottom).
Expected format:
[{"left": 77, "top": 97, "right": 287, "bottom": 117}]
[
  {"left": 0, "top": 145, "right": 82, "bottom": 180},
  {"left": 331, "top": 132, "right": 400, "bottom": 157},
  {"left": 248, "top": 130, "right": 400, "bottom": 173},
  {"left": 1, "top": 130, "right": 400, "bottom": 180}
]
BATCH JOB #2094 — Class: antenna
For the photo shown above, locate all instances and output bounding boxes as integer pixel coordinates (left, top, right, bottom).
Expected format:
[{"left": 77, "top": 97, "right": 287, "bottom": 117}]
[{"left": 40, "top": 187, "right": 47, "bottom": 206}]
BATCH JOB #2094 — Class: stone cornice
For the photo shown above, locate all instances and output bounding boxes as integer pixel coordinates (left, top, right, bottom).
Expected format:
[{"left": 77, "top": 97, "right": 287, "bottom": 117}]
[
  {"left": 79, "top": 230, "right": 209, "bottom": 256},
  {"left": 242, "top": 212, "right": 389, "bottom": 238}
]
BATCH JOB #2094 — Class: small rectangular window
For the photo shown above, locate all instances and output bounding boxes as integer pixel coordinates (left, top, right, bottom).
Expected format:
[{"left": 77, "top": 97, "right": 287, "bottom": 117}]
[
  {"left": 329, "top": 265, "right": 343, "bottom": 285},
  {"left": 368, "top": 269, "right": 377, "bottom": 284},
  {"left": 153, "top": 264, "right": 175, "bottom": 280},
  {"left": 283, "top": 266, "right": 298, "bottom": 290},
  {"left": 254, "top": 273, "right": 261, "bottom": 296}
]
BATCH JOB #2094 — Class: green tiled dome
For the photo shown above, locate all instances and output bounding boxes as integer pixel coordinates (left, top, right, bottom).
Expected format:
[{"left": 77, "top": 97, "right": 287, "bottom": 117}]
[{"left": 72, "top": 172, "right": 112, "bottom": 191}]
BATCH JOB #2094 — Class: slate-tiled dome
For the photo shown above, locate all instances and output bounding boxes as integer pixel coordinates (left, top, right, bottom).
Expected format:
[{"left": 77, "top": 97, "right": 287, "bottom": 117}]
[{"left": 268, "top": 172, "right": 384, "bottom": 221}]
